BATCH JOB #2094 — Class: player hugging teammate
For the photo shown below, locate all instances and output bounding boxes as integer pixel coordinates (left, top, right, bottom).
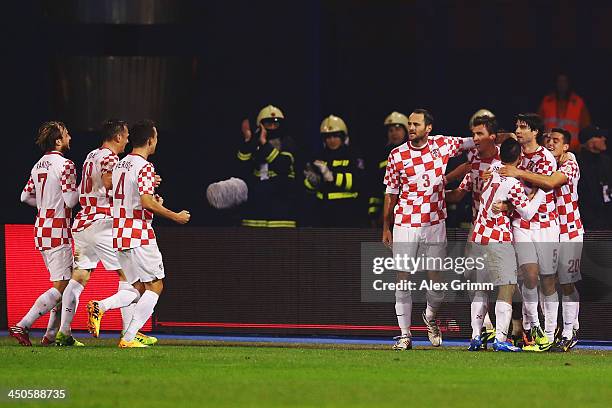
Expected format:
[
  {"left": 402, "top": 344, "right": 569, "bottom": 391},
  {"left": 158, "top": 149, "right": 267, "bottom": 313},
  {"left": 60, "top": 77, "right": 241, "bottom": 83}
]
[
  {"left": 385, "top": 111, "right": 582, "bottom": 352},
  {"left": 11, "top": 119, "right": 190, "bottom": 348}
]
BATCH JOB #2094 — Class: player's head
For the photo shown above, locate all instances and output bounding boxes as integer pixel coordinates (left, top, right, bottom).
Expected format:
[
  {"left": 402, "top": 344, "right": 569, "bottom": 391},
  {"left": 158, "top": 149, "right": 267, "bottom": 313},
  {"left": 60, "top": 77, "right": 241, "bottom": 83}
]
[
  {"left": 36, "top": 121, "right": 70, "bottom": 153},
  {"left": 545, "top": 128, "right": 571, "bottom": 159},
  {"left": 408, "top": 109, "right": 433, "bottom": 143},
  {"left": 101, "top": 119, "right": 129, "bottom": 154},
  {"left": 471, "top": 115, "right": 497, "bottom": 153},
  {"left": 579, "top": 125, "right": 607, "bottom": 154},
  {"left": 515, "top": 113, "right": 544, "bottom": 147},
  {"left": 320, "top": 115, "right": 348, "bottom": 150},
  {"left": 130, "top": 120, "right": 158, "bottom": 154},
  {"left": 499, "top": 137, "right": 521, "bottom": 166},
  {"left": 384, "top": 111, "right": 408, "bottom": 146}
]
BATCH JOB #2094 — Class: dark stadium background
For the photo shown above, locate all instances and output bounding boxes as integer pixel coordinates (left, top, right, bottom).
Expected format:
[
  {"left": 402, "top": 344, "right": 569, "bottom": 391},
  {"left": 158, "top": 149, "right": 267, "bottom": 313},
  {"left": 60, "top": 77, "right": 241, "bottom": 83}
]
[{"left": 2, "top": 0, "right": 612, "bottom": 338}]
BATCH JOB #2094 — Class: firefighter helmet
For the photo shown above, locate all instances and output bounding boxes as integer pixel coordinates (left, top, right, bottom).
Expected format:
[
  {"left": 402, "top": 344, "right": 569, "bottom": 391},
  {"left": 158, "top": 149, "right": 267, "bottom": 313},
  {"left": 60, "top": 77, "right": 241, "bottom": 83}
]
[{"left": 256, "top": 105, "right": 285, "bottom": 125}]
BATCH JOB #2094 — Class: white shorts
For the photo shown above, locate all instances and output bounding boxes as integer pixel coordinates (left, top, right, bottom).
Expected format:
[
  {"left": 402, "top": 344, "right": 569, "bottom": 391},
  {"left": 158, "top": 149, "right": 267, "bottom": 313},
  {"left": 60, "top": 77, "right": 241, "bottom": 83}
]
[
  {"left": 41, "top": 244, "right": 73, "bottom": 282},
  {"left": 480, "top": 242, "right": 518, "bottom": 286},
  {"left": 513, "top": 224, "right": 560, "bottom": 276},
  {"left": 557, "top": 235, "right": 583, "bottom": 284},
  {"left": 73, "top": 218, "right": 121, "bottom": 271},
  {"left": 465, "top": 225, "right": 486, "bottom": 282},
  {"left": 117, "top": 243, "right": 165, "bottom": 284},
  {"left": 392, "top": 222, "right": 447, "bottom": 272}
]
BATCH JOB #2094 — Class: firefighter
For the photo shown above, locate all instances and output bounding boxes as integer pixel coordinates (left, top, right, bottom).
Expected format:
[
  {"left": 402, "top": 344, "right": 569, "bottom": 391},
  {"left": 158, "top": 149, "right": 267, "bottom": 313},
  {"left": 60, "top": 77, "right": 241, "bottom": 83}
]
[
  {"left": 304, "top": 114, "right": 365, "bottom": 227},
  {"left": 366, "top": 111, "right": 408, "bottom": 226},
  {"left": 237, "top": 104, "right": 296, "bottom": 227}
]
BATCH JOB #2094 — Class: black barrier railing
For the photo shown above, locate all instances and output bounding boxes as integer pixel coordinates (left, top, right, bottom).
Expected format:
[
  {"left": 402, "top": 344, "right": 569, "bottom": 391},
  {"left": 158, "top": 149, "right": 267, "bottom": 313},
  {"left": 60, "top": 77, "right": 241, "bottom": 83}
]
[{"left": 152, "top": 227, "right": 612, "bottom": 340}]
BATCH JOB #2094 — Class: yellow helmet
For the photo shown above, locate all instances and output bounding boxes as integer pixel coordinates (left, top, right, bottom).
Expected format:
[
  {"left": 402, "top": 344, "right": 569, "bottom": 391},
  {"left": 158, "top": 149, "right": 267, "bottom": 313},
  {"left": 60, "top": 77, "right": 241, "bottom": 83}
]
[
  {"left": 256, "top": 105, "right": 285, "bottom": 125},
  {"left": 469, "top": 108, "right": 495, "bottom": 128},
  {"left": 320, "top": 115, "right": 348, "bottom": 135},
  {"left": 384, "top": 111, "right": 409, "bottom": 130}
]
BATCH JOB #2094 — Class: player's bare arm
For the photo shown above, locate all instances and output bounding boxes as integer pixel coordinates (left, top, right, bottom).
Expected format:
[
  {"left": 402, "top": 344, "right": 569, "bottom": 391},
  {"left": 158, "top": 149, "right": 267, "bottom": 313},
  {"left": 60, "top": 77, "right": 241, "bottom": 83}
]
[
  {"left": 444, "top": 162, "right": 470, "bottom": 185},
  {"left": 382, "top": 193, "right": 397, "bottom": 247},
  {"left": 498, "top": 166, "right": 566, "bottom": 190},
  {"left": 444, "top": 188, "right": 468, "bottom": 203},
  {"left": 140, "top": 194, "right": 190, "bottom": 224}
]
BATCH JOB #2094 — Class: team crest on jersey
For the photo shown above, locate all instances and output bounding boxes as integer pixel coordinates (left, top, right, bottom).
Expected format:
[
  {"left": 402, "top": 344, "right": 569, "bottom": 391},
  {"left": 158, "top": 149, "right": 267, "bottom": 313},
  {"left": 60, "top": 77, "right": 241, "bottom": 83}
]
[{"left": 431, "top": 148, "right": 440, "bottom": 159}]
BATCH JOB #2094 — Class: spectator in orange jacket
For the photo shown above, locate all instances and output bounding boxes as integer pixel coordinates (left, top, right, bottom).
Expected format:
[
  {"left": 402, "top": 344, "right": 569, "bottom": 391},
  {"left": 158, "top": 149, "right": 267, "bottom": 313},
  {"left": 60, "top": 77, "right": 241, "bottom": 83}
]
[{"left": 538, "top": 72, "right": 591, "bottom": 152}]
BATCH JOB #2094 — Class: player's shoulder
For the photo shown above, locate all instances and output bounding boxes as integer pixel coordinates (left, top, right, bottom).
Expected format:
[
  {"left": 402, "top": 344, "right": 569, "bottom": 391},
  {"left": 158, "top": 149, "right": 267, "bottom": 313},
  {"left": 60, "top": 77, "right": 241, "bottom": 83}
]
[
  {"left": 539, "top": 146, "right": 556, "bottom": 162},
  {"left": 389, "top": 142, "right": 408, "bottom": 157},
  {"left": 431, "top": 134, "right": 452, "bottom": 146}
]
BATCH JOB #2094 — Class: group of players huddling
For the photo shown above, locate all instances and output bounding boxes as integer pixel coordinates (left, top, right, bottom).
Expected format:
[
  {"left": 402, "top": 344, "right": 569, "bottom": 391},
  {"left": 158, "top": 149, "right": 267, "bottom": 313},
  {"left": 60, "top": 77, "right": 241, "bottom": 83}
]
[
  {"left": 10, "top": 120, "right": 190, "bottom": 348},
  {"left": 383, "top": 109, "right": 582, "bottom": 352}
]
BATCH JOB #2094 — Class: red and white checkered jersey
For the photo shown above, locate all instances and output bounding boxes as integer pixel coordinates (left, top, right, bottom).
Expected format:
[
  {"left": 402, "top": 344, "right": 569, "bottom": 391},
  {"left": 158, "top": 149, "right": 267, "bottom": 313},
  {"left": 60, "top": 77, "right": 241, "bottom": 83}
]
[
  {"left": 473, "top": 161, "right": 533, "bottom": 244},
  {"left": 72, "top": 147, "right": 118, "bottom": 232},
  {"left": 459, "top": 146, "right": 500, "bottom": 222},
  {"left": 22, "top": 151, "right": 77, "bottom": 250},
  {"left": 512, "top": 146, "right": 558, "bottom": 229},
  {"left": 384, "top": 135, "right": 475, "bottom": 227},
  {"left": 555, "top": 155, "right": 584, "bottom": 240},
  {"left": 112, "top": 153, "right": 157, "bottom": 250}
]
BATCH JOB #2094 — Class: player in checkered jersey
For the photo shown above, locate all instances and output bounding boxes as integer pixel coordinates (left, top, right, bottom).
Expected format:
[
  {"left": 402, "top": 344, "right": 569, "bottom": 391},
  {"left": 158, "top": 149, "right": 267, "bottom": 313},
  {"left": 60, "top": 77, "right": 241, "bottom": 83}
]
[
  {"left": 9, "top": 122, "right": 79, "bottom": 347},
  {"left": 110, "top": 120, "right": 190, "bottom": 348},
  {"left": 445, "top": 115, "right": 500, "bottom": 349},
  {"left": 499, "top": 128, "right": 582, "bottom": 352},
  {"left": 511, "top": 113, "right": 560, "bottom": 351},
  {"left": 52, "top": 120, "right": 155, "bottom": 347},
  {"left": 472, "top": 138, "right": 545, "bottom": 352},
  {"left": 382, "top": 108, "right": 476, "bottom": 350}
]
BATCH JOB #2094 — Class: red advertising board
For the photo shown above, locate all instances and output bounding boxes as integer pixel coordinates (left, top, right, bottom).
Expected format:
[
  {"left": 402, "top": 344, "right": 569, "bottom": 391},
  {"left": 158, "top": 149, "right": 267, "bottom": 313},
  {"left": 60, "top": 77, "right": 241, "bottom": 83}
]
[{"left": 5, "top": 224, "right": 151, "bottom": 332}]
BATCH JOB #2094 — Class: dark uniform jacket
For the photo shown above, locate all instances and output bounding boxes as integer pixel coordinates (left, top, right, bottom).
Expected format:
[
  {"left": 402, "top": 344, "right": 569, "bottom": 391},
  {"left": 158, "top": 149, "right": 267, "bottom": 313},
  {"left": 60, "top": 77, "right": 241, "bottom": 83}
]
[{"left": 237, "top": 136, "right": 296, "bottom": 227}]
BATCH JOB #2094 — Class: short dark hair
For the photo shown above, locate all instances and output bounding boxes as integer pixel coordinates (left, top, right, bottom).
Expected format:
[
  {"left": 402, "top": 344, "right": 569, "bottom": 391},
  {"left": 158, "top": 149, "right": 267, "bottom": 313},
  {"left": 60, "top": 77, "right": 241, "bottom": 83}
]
[
  {"left": 412, "top": 108, "right": 434, "bottom": 126},
  {"left": 130, "top": 120, "right": 157, "bottom": 148},
  {"left": 36, "top": 121, "right": 66, "bottom": 152},
  {"left": 472, "top": 115, "right": 498, "bottom": 135},
  {"left": 550, "top": 127, "right": 571, "bottom": 145},
  {"left": 516, "top": 113, "right": 545, "bottom": 139},
  {"left": 500, "top": 138, "right": 521, "bottom": 164},
  {"left": 100, "top": 119, "right": 128, "bottom": 142}
]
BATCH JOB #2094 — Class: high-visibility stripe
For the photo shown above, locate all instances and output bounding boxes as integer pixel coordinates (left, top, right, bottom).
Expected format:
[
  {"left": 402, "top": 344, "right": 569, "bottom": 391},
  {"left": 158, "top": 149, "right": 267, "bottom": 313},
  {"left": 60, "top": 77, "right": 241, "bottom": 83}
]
[
  {"left": 254, "top": 170, "right": 277, "bottom": 178},
  {"left": 332, "top": 160, "right": 349, "bottom": 167},
  {"left": 335, "top": 173, "right": 344, "bottom": 187},
  {"left": 304, "top": 178, "right": 315, "bottom": 190},
  {"left": 345, "top": 173, "right": 353, "bottom": 190},
  {"left": 241, "top": 219, "right": 296, "bottom": 228},
  {"left": 316, "top": 191, "right": 358, "bottom": 200},
  {"left": 379, "top": 160, "right": 388, "bottom": 169},
  {"left": 369, "top": 197, "right": 383, "bottom": 204},
  {"left": 237, "top": 151, "right": 252, "bottom": 161},
  {"left": 266, "top": 148, "right": 279, "bottom": 163},
  {"left": 368, "top": 206, "right": 379, "bottom": 214},
  {"left": 280, "top": 151, "right": 294, "bottom": 161}
]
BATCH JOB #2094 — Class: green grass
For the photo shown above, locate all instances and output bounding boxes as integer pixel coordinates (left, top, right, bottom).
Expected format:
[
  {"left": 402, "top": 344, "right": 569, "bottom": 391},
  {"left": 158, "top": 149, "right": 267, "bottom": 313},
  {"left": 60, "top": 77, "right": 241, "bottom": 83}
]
[{"left": 1, "top": 337, "right": 612, "bottom": 408}]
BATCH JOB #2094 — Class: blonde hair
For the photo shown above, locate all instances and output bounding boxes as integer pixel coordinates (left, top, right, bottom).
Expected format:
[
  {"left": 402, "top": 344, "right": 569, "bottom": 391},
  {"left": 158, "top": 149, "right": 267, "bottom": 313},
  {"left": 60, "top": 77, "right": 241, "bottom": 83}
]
[{"left": 36, "top": 121, "right": 66, "bottom": 152}]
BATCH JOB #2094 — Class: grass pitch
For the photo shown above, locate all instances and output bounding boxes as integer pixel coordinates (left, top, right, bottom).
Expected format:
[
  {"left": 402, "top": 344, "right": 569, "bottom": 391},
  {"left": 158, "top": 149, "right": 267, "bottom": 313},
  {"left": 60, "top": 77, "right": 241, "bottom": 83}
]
[{"left": 1, "top": 336, "right": 611, "bottom": 408}]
